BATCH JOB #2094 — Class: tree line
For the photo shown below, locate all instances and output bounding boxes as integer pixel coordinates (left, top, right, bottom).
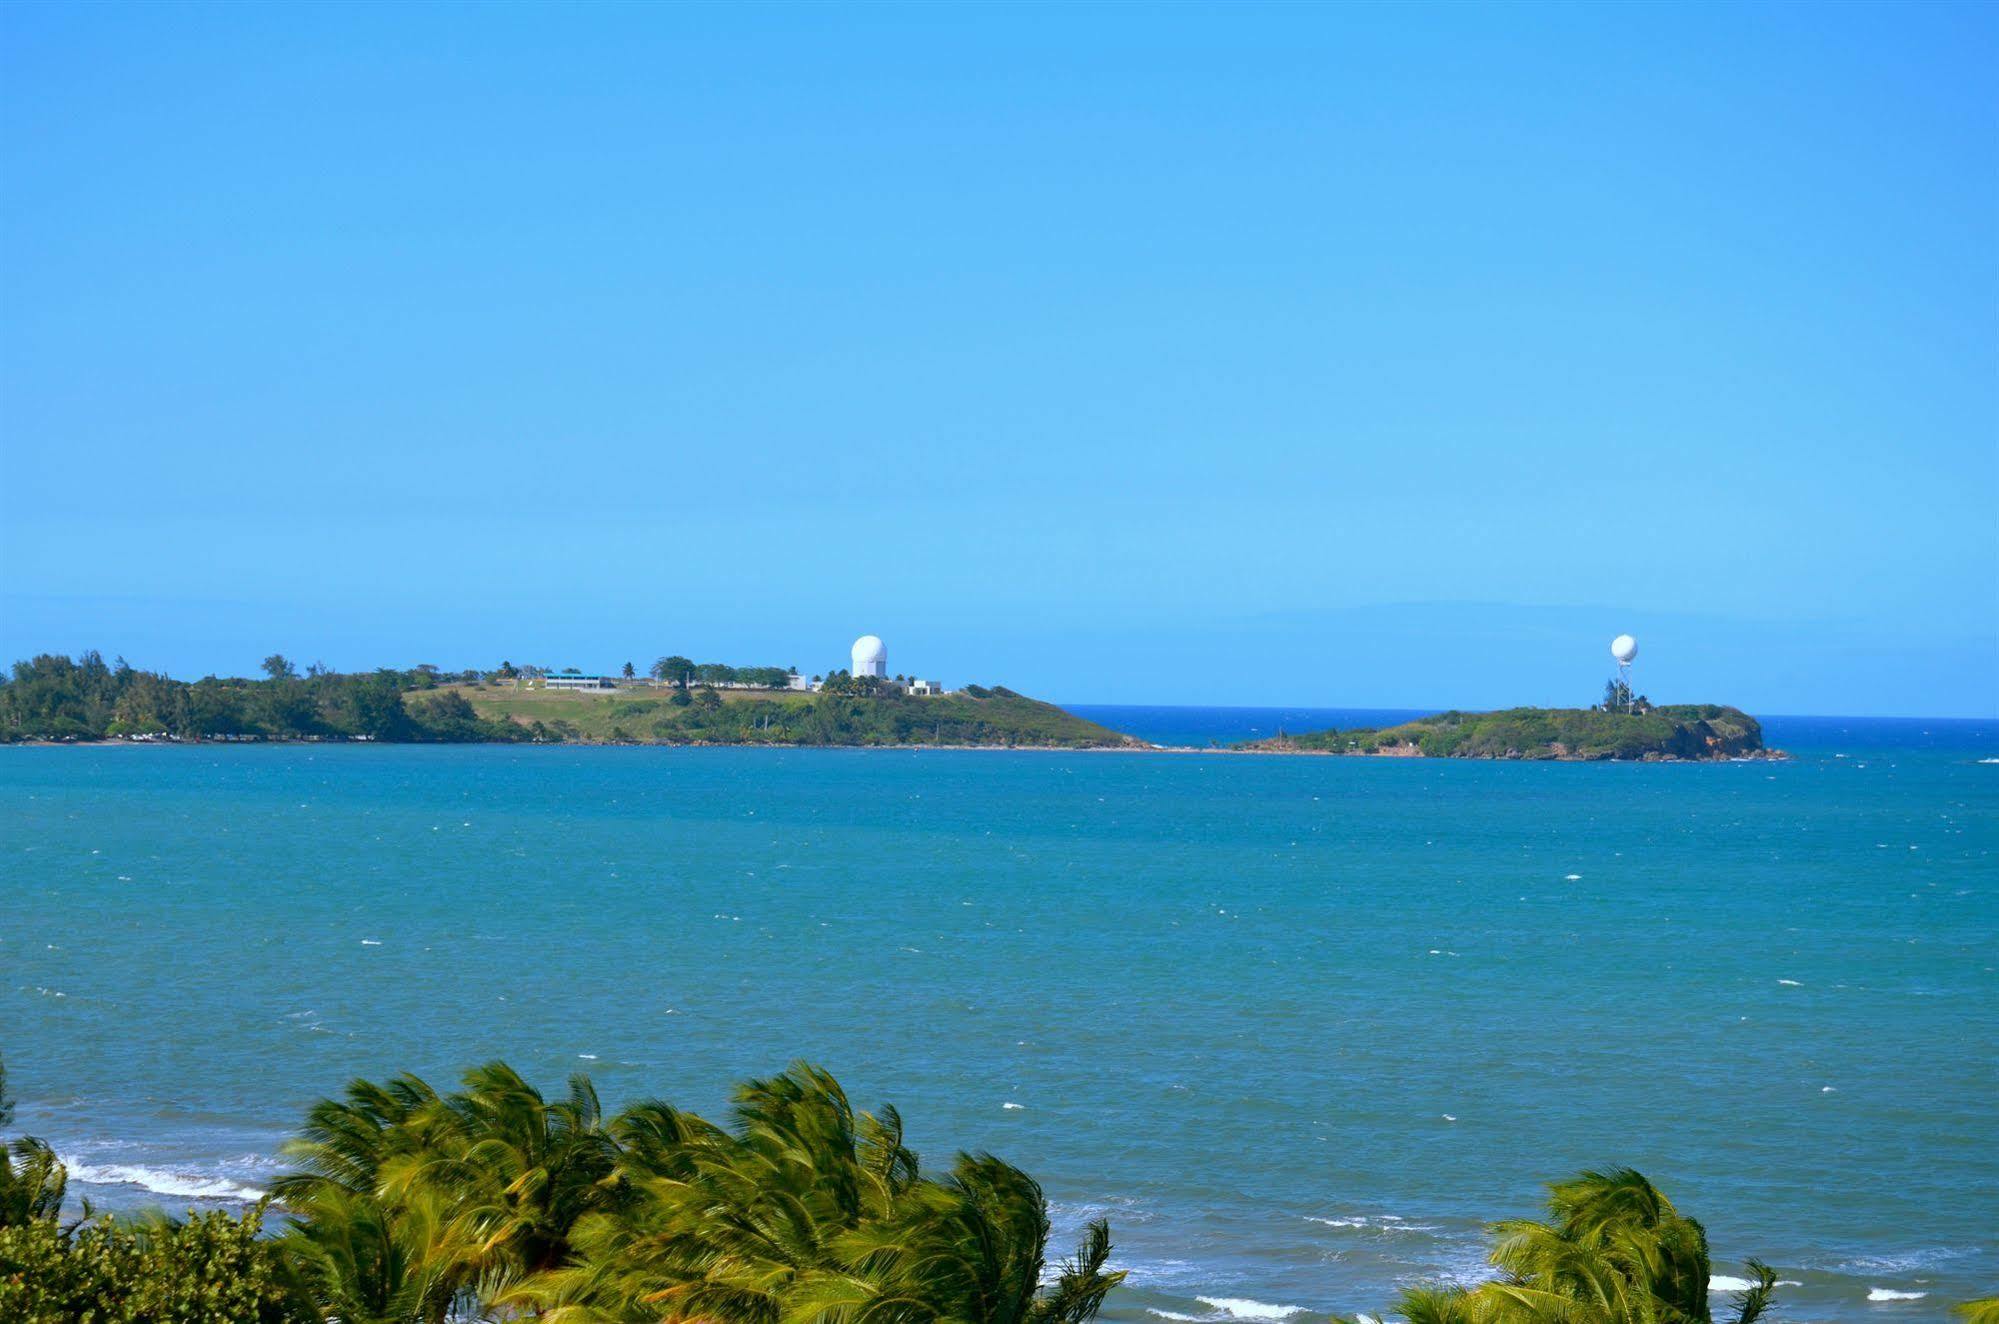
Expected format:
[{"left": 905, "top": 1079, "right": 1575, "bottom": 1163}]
[
  {"left": 0, "top": 652, "right": 519, "bottom": 744},
  {"left": 645, "top": 656, "right": 797, "bottom": 689}
]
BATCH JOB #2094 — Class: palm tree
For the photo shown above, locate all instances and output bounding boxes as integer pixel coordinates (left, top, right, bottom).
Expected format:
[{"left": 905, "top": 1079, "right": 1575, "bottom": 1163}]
[
  {"left": 1341, "top": 1169, "right": 1776, "bottom": 1324},
  {"left": 276, "top": 1062, "right": 622, "bottom": 1322},
  {"left": 801, "top": 1153, "right": 1123, "bottom": 1324},
  {"left": 522, "top": 1064, "right": 895, "bottom": 1323},
  {"left": 0, "top": 1138, "right": 68, "bottom": 1229},
  {"left": 1956, "top": 1302, "right": 1999, "bottom": 1324},
  {"left": 273, "top": 1060, "right": 1121, "bottom": 1324},
  {"left": 283, "top": 1182, "right": 465, "bottom": 1324},
  {"left": 517, "top": 1063, "right": 1122, "bottom": 1324},
  {"left": 0, "top": 1054, "right": 68, "bottom": 1229},
  {"left": 400, "top": 1063, "right": 620, "bottom": 1279}
]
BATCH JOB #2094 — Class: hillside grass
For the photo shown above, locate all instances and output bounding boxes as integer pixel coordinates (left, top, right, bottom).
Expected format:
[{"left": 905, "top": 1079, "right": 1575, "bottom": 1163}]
[{"left": 444, "top": 684, "right": 1138, "bottom": 748}]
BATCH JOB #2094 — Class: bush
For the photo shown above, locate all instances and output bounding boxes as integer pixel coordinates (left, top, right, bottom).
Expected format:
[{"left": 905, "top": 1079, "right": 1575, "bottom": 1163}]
[{"left": 0, "top": 1208, "right": 305, "bottom": 1324}]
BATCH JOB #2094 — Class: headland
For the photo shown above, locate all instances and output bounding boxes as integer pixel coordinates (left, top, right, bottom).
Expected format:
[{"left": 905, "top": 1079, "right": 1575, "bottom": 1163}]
[{"left": 1236, "top": 704, "right": 1776, "bottom": 760}]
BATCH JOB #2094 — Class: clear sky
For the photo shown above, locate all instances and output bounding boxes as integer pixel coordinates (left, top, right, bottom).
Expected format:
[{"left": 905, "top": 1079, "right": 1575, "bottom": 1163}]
[{"left": 3, "top": 2, "right": 1994, "bottom": 715}]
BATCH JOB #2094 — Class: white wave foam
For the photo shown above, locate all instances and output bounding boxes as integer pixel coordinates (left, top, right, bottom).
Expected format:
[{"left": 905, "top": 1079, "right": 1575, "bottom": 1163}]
[
  {"left": 1147, "top": 1312, "right": 1209, "bottom": 1322},
  {"left": 1838, "top": 1247, "right": 1972, "bottom": 1274},
  {"left": 1002, "top": 1101, "right": 1025, "bottom": 1110},
  {"left": 1305, "top": 1213, "right": 1441, "bottom": 1234},
  {"left": 1197, "top": 1298, "right": 1309, "bottom": 1320},
  {"left": 1777, "top": 979, "right": 1801, "bottom": 986},
  {"left": 1713, "top": 1275, "right": 1802, "bottom": 1290},
  {"left": 1868, "top": 1288, "right": 1927, "bottom": 1301},
  {"left": 64, "top": 1159, "right": 265, "bottom": 1202}
]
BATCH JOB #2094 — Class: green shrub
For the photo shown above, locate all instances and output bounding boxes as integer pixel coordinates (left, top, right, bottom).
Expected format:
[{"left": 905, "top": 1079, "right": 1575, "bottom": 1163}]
[{"left": 0, "top": 1208, "right": 305, "bottom": 1324}]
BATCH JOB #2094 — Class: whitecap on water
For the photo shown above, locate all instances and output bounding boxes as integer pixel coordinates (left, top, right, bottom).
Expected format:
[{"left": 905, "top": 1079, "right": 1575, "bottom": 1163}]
[
  {"left": 1306, "top": 1214, "right": 1442, "bottom": 1233},
  {"left": 1710, "top": 1275, "right": 1802, "bottom": 1291},
  {"left": 1867, "top": 1288, "right": 1927, "bottom": 1301}
]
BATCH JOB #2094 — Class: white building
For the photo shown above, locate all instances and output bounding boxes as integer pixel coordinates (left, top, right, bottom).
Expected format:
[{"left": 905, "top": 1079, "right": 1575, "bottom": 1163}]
[
  {"left": 851, "top": 635, "right": 887, "bottom": 678},
  {"left": 905, "top": 678, "right": 943, "bottom": 696},
  {"left": 544, "top": 670, "right": 612, "bottom": 690}
]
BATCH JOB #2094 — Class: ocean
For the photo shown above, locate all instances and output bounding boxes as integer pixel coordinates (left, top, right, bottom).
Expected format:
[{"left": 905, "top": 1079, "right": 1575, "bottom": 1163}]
[{"left": 2, "top": 711, "right": 1993, "bottom": 1320}]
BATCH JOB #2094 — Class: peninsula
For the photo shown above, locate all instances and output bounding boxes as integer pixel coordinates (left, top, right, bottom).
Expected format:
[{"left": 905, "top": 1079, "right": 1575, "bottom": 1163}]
[
  {"left": 1237, "top": 704, "right": 1773, "bottom": 761},
  {"left": 437, "top": 680, "right": 1137, "bottom": 748},
  {"left": 0, "top": 652, "right": 1138, "bottom": 749}
]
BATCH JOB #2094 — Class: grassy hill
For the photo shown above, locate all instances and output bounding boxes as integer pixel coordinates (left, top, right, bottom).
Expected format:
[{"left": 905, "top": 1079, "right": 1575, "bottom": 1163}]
[
  {"left": 447, "top": 683, "right": 1140, "bottom": 748},
  {"left": 1239, "top": 704, "right": 1770, "bottom": 761}
]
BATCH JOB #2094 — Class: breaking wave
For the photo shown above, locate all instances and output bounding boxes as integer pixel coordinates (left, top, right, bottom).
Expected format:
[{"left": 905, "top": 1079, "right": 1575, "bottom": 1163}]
[
  {"left": 63, "top": 1158, "right": 267, "bottom": 1203},
  {"left": 1195, "top": 1298, "right": 1311, "bottom": 1320}
]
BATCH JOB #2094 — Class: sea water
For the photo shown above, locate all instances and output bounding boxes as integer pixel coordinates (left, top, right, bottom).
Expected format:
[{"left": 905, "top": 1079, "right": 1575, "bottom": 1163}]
[{"left": 2, "top": 712, "right": 1993, "bottom": 1320}]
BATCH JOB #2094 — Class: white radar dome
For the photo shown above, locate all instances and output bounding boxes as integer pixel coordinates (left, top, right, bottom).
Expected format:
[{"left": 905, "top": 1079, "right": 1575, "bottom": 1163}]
[
  {"left": 851, "top": 635, "right": 887, "bottom": 677},
  {"left": 1610, "top": 634, "right": 1638, "bottom": 664}
]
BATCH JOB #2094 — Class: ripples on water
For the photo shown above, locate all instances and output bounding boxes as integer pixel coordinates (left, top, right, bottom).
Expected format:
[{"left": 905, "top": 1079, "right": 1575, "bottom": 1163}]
[{"left": 2, "top": 712, "right": 1994, "bottom": 1320}]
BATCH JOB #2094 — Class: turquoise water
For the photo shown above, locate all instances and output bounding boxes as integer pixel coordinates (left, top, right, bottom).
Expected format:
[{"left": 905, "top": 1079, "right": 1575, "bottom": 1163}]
[{"left": 3, "top": 714, "right": 1994, "bottom": 1320}]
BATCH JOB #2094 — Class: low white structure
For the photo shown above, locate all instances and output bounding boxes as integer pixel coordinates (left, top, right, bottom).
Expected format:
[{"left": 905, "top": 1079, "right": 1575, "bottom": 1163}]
[
  {"left": 851, "top": 635, "right": 887, "bottom": 678},
  {"left": 904, "top": 678, "right": 943, "bottom": 696},
  {"left": 544, "top": 671, "right": 612, "bottom": 690}
]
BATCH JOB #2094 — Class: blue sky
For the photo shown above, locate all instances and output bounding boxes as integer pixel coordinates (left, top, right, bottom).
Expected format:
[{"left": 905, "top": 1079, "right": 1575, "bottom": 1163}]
[{"left": 3, "top": 2, "right": 1993, "bottom": 715}]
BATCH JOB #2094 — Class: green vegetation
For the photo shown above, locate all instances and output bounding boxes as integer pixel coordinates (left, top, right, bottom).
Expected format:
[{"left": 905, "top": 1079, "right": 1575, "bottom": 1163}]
[
  {"left": 0, "top": 1210, "right": 300, "bottom": 1324},
  {"left": 1, "top": 1053, "right": 1123, "bottom": 1324},
  {"left": 447, "top": 678, "right": 1135, "bottom": 747},
  {"left": 1337, "top": 1168, "right": 1777, "bottom": 1324},
  {"left": 0, "top": 653, "right": 521, "bottom": 744},
  {"left": 0, "top": 652, "right": 1132, "bottom": 748},
  {"left": 1242, "top": 705, "right": 1769, "bottom": 761},
  {"left": 21, "top": 1052, "right": 1990, "bottom": 1323},
  {"left": 3, "top": 1055, "right": 300, "bottom": 1322},
  {"left": 647, "top": 656, "right": 794, "bottom": 689}
]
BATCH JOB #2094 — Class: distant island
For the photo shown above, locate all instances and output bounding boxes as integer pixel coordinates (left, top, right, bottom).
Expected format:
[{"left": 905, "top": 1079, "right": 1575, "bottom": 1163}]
[
  {"left": 2, "top": 651, "right": 1772, "bottom": 759},
  {"left": 0, "top": 652, "right": 1138, "bottom": 750},
  {"left": 1238, "top": 704, "right": 1773, "bottom": 761}
]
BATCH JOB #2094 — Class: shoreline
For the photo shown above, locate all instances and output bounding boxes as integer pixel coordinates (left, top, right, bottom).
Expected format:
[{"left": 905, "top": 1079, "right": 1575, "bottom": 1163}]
[{"left": 7, "top": 737, "right": 1786, "bottom": 760}]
